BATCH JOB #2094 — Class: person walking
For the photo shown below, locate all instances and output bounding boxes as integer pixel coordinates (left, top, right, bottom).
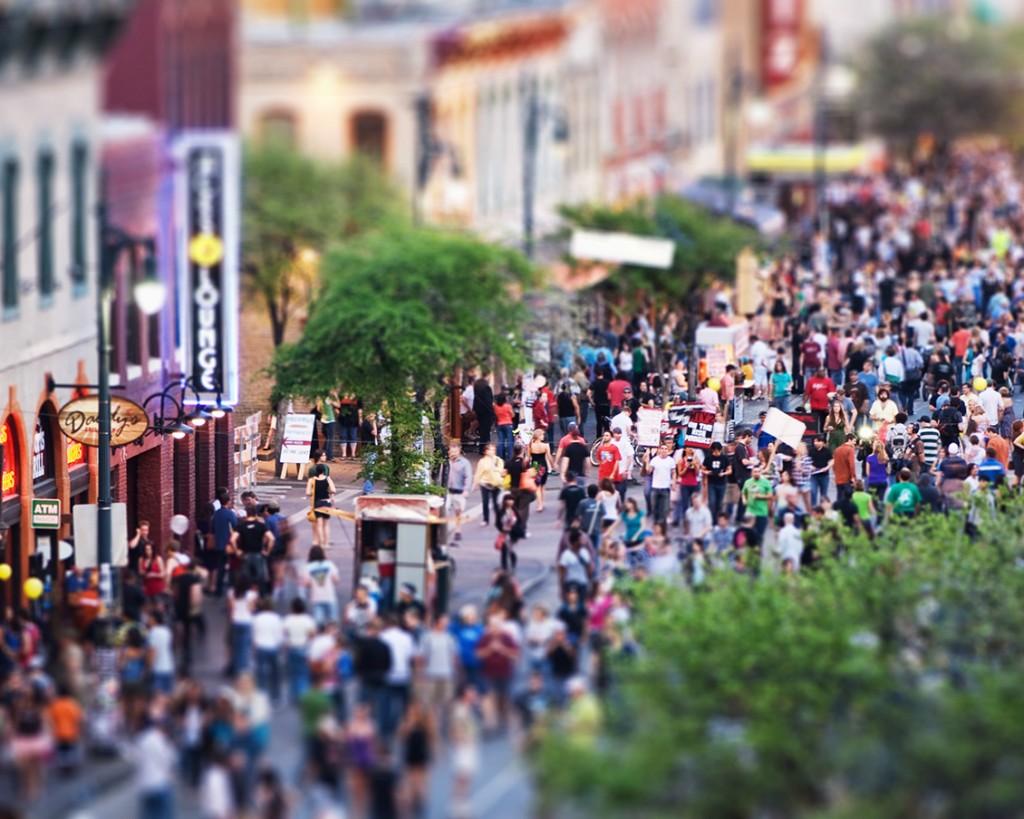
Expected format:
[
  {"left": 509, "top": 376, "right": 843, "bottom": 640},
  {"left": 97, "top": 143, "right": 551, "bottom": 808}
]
[
  {"left": 471, "top": 442, "right": 505, "bottom": 528},
  {"left": 446, "top": 445, "right": 474, "bottom": 541},
  {"left": 305, "top": 463, "right": 336, "bottom": 548},
  {"left": 644, "top": 443, "right": 676, "bottom": 527}
]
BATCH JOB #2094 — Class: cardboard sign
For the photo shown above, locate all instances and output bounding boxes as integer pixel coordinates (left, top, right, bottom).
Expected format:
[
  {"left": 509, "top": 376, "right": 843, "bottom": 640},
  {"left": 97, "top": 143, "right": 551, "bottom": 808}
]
[
  {"left": 667, "top": 401, "right": 702, "bottom": 429},
  {"left": 635, "top": 408, "right": 664, "bottom": 447},
  {"left": 685, "top": 411, "right": 717, "bottom": 449},
  {"left": 280, "top": 413, "right": 317, "bottom": 464}
]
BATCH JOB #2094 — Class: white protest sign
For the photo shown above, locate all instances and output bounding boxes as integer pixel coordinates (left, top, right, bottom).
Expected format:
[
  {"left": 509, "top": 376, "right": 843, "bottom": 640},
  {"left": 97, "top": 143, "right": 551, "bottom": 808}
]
[
  {"left": 635, "top": 408, "right": 663, "bottom": 447},
  {"left": 762, "top": 408, "right": 807, "bottom": 449},
  {"left": 280, "top": 413, "right": 317, "bottom": 464}
]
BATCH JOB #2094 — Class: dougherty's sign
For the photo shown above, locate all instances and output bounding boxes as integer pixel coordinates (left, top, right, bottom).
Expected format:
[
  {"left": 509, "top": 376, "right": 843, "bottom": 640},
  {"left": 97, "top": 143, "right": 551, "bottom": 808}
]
[
  {"left": 57, "top": 397, "right": 149, "bottom": 448},
  {"left": 175, "top": 131, "right": 240, "bottom": 406}
]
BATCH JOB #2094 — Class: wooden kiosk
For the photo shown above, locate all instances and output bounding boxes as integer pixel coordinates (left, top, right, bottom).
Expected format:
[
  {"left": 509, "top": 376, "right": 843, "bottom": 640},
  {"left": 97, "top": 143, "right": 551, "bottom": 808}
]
[{"left": 351, "top": 494, "right": 450, "bottom": 615}]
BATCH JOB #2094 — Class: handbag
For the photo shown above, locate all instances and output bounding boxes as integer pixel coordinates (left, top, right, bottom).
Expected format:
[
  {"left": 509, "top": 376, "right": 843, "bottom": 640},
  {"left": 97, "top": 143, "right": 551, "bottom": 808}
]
[
  {"left": 306, "top": 493, "right": 317, "bottom": 523},
  {"left": 494, "top": 531, "right": 507, "bottom": 552},
  {"left": 520, "top": 466, "right": 538, "bottom": 494}
]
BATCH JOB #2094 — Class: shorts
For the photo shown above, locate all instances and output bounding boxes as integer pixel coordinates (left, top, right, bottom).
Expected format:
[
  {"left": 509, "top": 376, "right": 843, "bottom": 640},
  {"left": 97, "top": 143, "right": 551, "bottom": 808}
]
[
  {"left": 447, "top": 493, "right": 467, "bottom": 517},
  {"left": 417, "top": 677, "right": 454, "bottom": 708},
  {"left": 453, "top": 745, "right": 480, "bottom": 776},
  {"left": 339, "top": 426, "right": 357, "bottom": 445},
  {"left": 754, "top": 367, "right": 768, "bottom": 387},
  {"left": 11, "top": 733, "right": 52, "bottom": 762}
]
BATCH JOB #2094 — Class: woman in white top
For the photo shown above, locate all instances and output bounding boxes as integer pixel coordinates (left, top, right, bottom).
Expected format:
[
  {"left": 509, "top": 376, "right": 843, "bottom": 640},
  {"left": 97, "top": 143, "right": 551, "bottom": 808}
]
[
  {"left": 228, "top": 579, "right": 258, "bottom": 677},
  {"left": 597, "top": 478, "right": 621, "bottom": 532}
]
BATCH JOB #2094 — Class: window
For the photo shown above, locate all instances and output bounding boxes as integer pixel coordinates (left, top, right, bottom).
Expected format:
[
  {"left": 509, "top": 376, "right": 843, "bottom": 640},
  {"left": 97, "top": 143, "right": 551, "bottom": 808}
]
[
  {"left": 350, "top": 111, "right": 388, "bottom": 166},
  {"left": 37, "top": 148, "right": 54, "bottom": 305},
  {"left": 1, "top": 157, "right": 17, "bottom": 316},
  {"left": 70, "top": 139, "right": 88, "bottom": 297},
  {"left": 259, "top": 109, "right": 297, "bottom": 147}
]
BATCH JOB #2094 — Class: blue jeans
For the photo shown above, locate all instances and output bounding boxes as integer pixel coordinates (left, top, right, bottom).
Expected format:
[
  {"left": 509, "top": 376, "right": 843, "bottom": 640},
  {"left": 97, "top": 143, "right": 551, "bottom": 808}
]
[
  {"left": 139, "top": 788, "right": 175, "bottom": 819},
  {"left": 810, "top": 472, "right": 830, "bottom": 507},
  {"left": 480, "top": 486, "right": 501, "bottom": 525},
  {"left": 255, "top": 648, "right": 281, "bottom": 702},
  {"left": 382, "top": 682, "right": 410, "bottom": 739},
  {"left": 707, "top": 483, "right": 726, "bottom": 520},
  {"left": 232, "top": 623, "right": 252, "bottom": 676},
  {"left": 321, "top": 421, "right": 335, "bottom": 460},
  {"left": 496, "top": 425, "right": 514, "bottom": 463},
  {"left": 673, "top": 485, "right": 697, "bottom": 527},
  {"left": 287, "top": 647, "right": 310, "bottom": 704}
]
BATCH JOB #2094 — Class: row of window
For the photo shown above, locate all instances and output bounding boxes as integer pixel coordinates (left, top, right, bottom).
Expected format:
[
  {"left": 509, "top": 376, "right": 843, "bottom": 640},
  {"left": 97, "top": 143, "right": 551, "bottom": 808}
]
[
  {"left": 260, "top": 109, "right": 389, "bottom": 166},
  {"left": 1, "top": 139, "right": 90, "bottom": 318}
]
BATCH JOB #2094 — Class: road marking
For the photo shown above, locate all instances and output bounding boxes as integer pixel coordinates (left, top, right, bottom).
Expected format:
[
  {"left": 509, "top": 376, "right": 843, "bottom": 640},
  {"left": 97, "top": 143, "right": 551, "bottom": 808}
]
[{"left": 470, "top": 757, "right": 526, "bottom": 816}]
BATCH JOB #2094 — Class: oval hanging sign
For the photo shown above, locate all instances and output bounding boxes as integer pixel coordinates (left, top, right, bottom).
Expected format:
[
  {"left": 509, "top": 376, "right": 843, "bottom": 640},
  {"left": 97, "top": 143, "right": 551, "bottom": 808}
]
[{"left": 57, "top": 396, "right": 150, "bottom": 448}]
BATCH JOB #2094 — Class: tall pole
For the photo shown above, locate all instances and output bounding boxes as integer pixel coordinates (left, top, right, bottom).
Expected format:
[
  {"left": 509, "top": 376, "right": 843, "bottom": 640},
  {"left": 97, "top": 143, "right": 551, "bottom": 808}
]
[
  {"left": 725, "top": 57, "right": 743, "bottom": 218},
  {"left": 522, "top": 76, "right": 539, "bottom": 259},
  {"left": 814, "top": 33, "right": 830, "bottom": 269},
  {"left": 97, "top": 199, "right": 113, "bottom": 605}
]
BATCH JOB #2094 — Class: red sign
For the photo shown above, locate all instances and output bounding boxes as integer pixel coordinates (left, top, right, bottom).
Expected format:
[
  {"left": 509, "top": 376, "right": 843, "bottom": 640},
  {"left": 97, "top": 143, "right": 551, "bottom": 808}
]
[
  {"left": 66, "top": 440, "right": 86, "bottom": 470},
  {"left": 761, "top": 0, "right": 805, "bottom": 91},
  {"left": 685, "top": 411, "right": 717, "bottom": 450},
  {"left": 1, "top": 418, "right": 17, "bottom": 499}
]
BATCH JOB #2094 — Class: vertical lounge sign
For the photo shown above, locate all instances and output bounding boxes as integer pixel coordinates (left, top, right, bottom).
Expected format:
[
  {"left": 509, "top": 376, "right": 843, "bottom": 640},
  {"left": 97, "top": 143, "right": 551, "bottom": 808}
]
[{"left": 175, "top": 132, "right": 240, "bottom": 406}]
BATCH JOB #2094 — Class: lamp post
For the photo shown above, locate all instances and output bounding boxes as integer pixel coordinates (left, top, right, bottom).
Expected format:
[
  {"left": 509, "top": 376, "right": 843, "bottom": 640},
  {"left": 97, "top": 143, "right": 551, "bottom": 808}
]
[
  {"left": 96, "top": 200, "right": 164, "bottom": 601},
  {"left": 522, "top": 76, "right": 569, "bottom": 260}
]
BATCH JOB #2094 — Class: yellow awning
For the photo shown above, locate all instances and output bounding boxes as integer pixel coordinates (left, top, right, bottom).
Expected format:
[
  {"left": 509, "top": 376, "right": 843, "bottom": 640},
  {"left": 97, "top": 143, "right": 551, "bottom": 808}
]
[{"left": 746, "top": 143, "right": 883, "bottom": 177}]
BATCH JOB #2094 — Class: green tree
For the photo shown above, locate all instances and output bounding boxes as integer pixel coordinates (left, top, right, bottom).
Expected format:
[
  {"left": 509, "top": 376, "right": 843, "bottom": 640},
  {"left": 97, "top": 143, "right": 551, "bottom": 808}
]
[
  {"left": 536, "top": 500, "right": 1024, "bottom": 817},
  {"left": 856, "top": 18, "right": 1024, "bottom": 153},
  {"left": 242, "top": 142, "right": 406, "bottom": 346},
  {"left": 270, "top": 227, "right": 536, "bottom": 491}
]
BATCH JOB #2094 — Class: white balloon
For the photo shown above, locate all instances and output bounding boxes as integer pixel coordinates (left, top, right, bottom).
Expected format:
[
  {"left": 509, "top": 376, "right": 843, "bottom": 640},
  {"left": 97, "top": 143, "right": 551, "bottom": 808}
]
[{"left": 170, "top": 514, "right": 190, "bottom": 536}]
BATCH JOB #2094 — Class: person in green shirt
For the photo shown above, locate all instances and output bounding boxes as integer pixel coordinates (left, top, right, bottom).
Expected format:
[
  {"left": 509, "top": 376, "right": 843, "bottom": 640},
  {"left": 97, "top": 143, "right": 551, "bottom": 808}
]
[
  {"left": 318, "top": 396, "right": 337, "bottom": 461},
  {"left": 742, "top": 466, "right": 774, "bottom": 542},
  {"left": 850, "top": 479, "right": 876, "bottom": 539},
  {"left": 885, "top": 468, "right": 922, "bottom": 519}
]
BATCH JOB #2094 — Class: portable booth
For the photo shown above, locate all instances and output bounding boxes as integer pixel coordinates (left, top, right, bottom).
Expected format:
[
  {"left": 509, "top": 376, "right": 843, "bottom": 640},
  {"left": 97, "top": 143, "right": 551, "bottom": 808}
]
[{"left": 351, "top": 494, "right": 450, "bottom": 616}]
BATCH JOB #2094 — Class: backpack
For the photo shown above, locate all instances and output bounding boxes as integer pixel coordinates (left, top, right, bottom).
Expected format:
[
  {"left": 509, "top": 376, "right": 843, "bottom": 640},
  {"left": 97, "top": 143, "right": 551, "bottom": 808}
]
[
  {"left": 901, "top": 349, "right": 923, "bottom": 383},
  {"left": 937, "top": 407, "right": 962, "bottom": 440},
  {"left": 881, "top": 357, "right": 902, "bottom": 384},
  {"left": 887, "top": 423, "right": 909, "bottom": 461}
]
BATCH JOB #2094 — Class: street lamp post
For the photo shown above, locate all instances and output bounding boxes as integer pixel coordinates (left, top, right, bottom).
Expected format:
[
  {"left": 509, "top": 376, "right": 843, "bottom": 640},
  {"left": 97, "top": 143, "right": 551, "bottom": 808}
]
[
  {"left": 522, "top": 76, "right": 569, "bottom": 260},
  {"left": 95, "top": 199, "right": 164, "bottom": 602}
]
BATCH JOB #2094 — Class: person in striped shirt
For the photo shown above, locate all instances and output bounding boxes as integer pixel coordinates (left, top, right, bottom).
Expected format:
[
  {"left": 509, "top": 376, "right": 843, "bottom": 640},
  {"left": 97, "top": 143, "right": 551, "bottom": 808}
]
[{"left": 917, "top": 416, "right": 942, "bottom": 472}]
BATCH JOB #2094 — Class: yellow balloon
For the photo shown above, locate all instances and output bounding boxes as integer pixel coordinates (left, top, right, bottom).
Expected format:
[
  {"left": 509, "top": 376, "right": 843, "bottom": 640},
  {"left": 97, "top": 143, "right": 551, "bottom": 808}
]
[
  {"left": 23, "top": 577, "right": 43, "bottom": 600},
  {"left": 707, "top": 377, "right": 722, "bottom": 392},
  {"left": 0, "top": 563, "right": 10, "bottom": 581},
  {"left": 973, "top": 377, "right": 987, "bottom": 392}
]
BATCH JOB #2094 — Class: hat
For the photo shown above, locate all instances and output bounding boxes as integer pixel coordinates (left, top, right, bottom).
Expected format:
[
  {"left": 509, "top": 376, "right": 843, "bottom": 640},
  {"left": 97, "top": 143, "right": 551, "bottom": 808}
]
[
  {"left": 266, "top": 500, "right": 280, "bottom": 513},
  {"left": 568, "top": 422, "right": 579, "bottom": 431},
  {"left": 400, "top": 582, "right": 417, "bottom": 596},
  {"left": 948, "top": 443, "right": 960, "bottom": 455},
  {"left": 623, "top": 386, "right": 633, "bottom": 393}
]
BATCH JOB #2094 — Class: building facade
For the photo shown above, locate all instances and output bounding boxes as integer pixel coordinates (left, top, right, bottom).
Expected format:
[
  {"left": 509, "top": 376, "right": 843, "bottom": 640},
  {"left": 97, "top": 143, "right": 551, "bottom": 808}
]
[{"left": 0, "top": 3, "right": 134, "bottom": 596}]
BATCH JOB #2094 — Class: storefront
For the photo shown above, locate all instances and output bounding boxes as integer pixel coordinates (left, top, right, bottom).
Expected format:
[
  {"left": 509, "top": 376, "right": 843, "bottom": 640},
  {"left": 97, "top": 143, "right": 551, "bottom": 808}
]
[{"left": 1, "top": 416, "right": 24, "bottom": 602}]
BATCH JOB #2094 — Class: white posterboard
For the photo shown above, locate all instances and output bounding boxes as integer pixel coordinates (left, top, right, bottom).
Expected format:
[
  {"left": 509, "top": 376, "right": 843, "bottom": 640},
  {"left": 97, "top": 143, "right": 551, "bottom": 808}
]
[
  {"left": 635, "top": 408, "right": 663, "bottom": 447},
  {"left": 280, "top": 413, "right": 316, "bottom": 464},
  {"left": 72, "top": 503, "right": 128, "bottom": 568},
  {"left": 761, "top": 408, "right": 807, "bottom": 449}
]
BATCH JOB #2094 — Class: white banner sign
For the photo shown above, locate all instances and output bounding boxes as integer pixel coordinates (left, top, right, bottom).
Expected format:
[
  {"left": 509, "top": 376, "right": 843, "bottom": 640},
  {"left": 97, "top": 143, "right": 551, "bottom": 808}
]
[
  {"left": 570, "top": 229, "right": 675, "bottom": 269},
  {"left": 72, "top": 503, "right": 128, "bottom": 568},
  {"left": 280, "top": 413, "right": 316, "bottom": 464},
  {"left": 635, "top": 408, "right": 663, "bottom": 447}
]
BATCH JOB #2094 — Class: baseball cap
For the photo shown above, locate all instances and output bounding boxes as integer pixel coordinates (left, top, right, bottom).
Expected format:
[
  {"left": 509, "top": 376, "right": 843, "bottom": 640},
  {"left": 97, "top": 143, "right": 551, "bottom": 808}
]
[
  {"left": 568, "top": 422, "right": 579, "bottom": 431},
  {"left": 401, "top": 582, "right": 417, "bottom": 596}
]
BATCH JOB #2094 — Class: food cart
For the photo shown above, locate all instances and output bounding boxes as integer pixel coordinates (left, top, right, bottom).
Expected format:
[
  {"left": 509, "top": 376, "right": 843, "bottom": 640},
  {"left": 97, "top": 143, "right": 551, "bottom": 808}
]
[{"left": 350, "top": 494, "right": 451, "bottom": 617}]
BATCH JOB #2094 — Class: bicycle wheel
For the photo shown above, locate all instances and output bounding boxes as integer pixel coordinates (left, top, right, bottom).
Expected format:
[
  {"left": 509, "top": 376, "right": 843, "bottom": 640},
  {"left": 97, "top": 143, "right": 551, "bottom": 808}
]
[{"left": 590, "top": 440, "right": 601, "bottom": 467}]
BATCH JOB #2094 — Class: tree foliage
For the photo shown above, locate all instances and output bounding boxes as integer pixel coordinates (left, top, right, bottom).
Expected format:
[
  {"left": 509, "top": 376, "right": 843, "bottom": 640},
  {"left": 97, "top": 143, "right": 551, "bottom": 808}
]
[
  {"left": 537, "top": 501, "right": 1024, "bottom": 818},
  {"left": 241, "top": 142, "right": 406, "bottom": 346},
  {"left": 856, "top": 18, "right": 1024, "bottom": 152},
  {"left": 271, "top": 227, "right": 535, "bottom": 404},
  {"left": 558, "top": 195, "right": 761, "bottom": 307}
]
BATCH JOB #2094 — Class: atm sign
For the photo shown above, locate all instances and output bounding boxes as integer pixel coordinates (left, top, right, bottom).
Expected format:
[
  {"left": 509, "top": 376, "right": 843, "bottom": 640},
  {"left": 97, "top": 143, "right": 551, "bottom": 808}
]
[{"left": 30, "top": 498, "right": 60, "bottom": 530}]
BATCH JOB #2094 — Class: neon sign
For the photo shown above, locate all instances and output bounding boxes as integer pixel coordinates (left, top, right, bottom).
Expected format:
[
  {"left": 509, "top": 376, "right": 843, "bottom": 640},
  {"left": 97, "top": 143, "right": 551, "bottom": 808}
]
[
  {"left": 67, "top": 441, "right": 85, "bottom": 469},
  {"left": 1, "top": 418, "right": 17, "bottom": 499}
]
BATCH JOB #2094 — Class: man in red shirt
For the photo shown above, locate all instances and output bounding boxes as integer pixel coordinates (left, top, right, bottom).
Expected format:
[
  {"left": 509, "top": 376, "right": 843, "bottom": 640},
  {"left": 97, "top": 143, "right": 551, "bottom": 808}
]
[
  {"left": 594, "top": 431, "right": 622, "bottom": 483},
  {"left": 803, "top": 367, "right": 836, "bottom": 432},
  {"left": 800, "top": 335, "right": 823, "bottom": 386},
  {"left": 607, "top": 375, "right": 632, "bottom": 411},
  {"left": 950, "top": 322, "right": 972, "bottom": 384}
]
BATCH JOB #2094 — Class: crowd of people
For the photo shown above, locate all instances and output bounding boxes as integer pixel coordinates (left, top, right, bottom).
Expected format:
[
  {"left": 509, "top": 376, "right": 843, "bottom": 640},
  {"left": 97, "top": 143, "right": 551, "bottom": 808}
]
[{"left": 4, "top": 145, "right": 1024, "bottom": 819}]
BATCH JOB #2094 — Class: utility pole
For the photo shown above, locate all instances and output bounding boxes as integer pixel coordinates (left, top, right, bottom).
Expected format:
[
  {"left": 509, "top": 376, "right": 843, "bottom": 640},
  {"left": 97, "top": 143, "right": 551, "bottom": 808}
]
[{"left": 522, "top": 76, "right": 539, "bottom": 260}]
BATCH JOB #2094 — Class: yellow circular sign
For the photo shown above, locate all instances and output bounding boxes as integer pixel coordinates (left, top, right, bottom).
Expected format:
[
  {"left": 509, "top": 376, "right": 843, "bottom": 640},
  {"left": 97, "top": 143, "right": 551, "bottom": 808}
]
[{"left": 189, "top": 233, "right": 224, "bottom": 267}]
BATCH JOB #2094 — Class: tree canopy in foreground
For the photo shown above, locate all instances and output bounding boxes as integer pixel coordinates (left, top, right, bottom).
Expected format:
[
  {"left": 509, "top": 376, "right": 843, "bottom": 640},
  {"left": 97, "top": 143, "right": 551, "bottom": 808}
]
[{"left": 537, "top": 502, "right": 1024, "bottom": 818}]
